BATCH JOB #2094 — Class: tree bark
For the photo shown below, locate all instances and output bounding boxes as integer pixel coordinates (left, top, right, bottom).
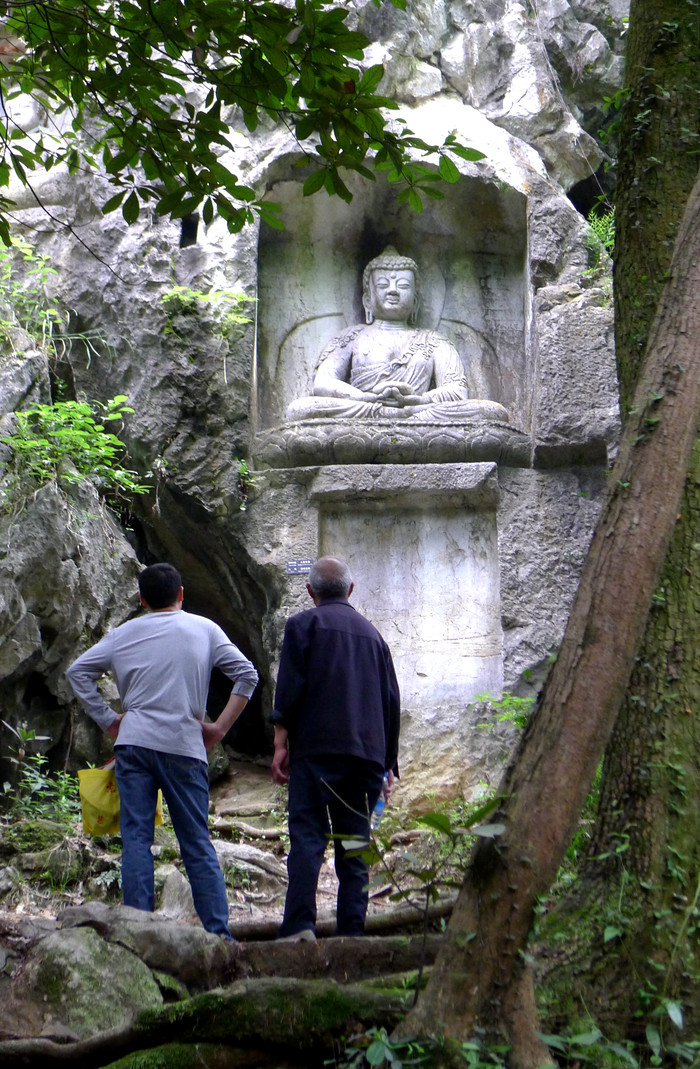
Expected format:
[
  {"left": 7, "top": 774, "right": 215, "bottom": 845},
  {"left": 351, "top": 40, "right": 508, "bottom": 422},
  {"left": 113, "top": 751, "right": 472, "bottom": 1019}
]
[
  {"left": 614, "top": 0, "right": 700, "bottom": 412},
  {"left": 395, "top": 169, "right": 700, "bottom": 1067},
  {"left": 539, "top": 0, "right": 700, "bottom": 1042}
]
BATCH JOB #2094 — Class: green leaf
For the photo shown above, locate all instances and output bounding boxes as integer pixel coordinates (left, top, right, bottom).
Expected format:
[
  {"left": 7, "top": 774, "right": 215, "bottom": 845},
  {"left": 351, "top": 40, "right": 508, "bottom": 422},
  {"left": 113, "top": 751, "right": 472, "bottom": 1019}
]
[
  {"left": 359, "top": 64, "right": 385, "bottom": 93},
  {"left": 665, "top": 1000, "right": 684, "bottom": 1028},
  {"left": 646, "top": 1025, "right": 661, "bottom": 1057},
  {"left": 448, "top": 144, "right": 487, "bottom": 162},
  {"left": 603, "top": 925, "right": 622, "bottom": 942},
  {"left": 299, "top": 64, "right": 316, "bottom": 97},
  {"left": 303, "top": 169, "right": 327, "bottom": 196},
  {"left": 329, "top": 169, "right": 352, "bottom": 203},
  {"left": 408, "top": 189, "right": 423, "bottom": 212},
  {"left": 154, "top": 188, "right": 188, "bottom": 216},
  {"left": 102, "top": 192, "right": 126, "bottom": 215},
  {"left": 295, "top": 116, "right": 318, "bottom": 141},
  {"left": 570, "top": 1029, "right": 603, "bottom": 1047},
  {"left": 420, "top": 186, "right": 444, "bottom": 200},
  {"left": 122, "top": 191, "right": 140, "bottom": 224},
  {"left": 539, "top": 1033, "right": 568, "bottom": 1053},
  {"left": 605, "top": 1042, "right": 639, "bottom": 1067},
  {"left": 416, "top": 812, "right": 453, "bottom": 835},
  {"left": 438, "top": 154, "right": 460, "bottom": 182},
  {"left": 341, "top": 838, "right": 369, "bottom": 852},
  {"left": 471, "top": 822, "right": 505, "bottom": 837}
]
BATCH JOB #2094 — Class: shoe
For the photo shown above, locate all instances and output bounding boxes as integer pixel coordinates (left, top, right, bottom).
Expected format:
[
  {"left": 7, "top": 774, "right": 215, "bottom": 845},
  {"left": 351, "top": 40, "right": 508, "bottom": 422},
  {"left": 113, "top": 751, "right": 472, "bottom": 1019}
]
[{"left": 277, "top": 929, "right": 317, "bottom": 943}]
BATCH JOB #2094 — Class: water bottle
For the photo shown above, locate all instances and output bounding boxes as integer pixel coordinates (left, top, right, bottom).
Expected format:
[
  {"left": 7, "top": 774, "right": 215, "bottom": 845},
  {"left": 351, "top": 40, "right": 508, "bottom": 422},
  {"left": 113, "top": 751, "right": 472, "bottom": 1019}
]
[{"left": 371, "top": 773, "right": 390, "bottom": 831}]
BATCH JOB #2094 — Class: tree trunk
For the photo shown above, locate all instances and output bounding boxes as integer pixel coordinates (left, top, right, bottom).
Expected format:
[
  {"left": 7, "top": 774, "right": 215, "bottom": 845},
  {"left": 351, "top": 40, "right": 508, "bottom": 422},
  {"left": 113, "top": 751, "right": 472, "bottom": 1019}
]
[
  {"left": 539, "top": 0, "right": 700, "bottom": 1043},
  {"left": 540, "top": 449, "right": 700, "bottom": 1040},
  {"left": 614, "top": 0, "right": 700, "bottom": 412},
  {"left": 395, "top": 170, "right": 700, "bottom": 1067}
]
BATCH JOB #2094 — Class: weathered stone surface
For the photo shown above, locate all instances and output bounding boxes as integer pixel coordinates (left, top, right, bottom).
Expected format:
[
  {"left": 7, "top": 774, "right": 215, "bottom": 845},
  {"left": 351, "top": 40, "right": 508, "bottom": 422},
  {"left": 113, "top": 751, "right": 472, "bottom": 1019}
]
[
  {"left": 257, "top": 419, "right": 531, "bottom": 469},
  {"left": 7, "top": 925, "right": 162, "bottom": 1040},
  {"left": 355, "top": 0, "right": 628, "bottom": 189},
  {"left": 0, "top": 340, "right": 49, "bottom": 419},
  {"left": 155, "top": 864, "right": 198, "bottom": 923},
  {"left": 0, "top": 477, "right": 140, "bottom": 786}
]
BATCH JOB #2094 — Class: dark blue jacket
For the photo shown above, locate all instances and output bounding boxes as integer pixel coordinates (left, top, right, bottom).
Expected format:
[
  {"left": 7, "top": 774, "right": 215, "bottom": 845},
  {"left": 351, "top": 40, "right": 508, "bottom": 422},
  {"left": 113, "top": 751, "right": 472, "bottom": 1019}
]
[{"left": 272, "top": 599, "right": 400, "bottom": 772}]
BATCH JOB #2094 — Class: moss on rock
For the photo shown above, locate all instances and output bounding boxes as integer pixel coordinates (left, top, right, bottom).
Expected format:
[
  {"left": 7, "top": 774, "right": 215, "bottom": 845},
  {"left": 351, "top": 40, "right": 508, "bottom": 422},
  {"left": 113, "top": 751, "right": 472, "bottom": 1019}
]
[{"left": 19, "top": 926, "right": 163, "bottom": 1039}]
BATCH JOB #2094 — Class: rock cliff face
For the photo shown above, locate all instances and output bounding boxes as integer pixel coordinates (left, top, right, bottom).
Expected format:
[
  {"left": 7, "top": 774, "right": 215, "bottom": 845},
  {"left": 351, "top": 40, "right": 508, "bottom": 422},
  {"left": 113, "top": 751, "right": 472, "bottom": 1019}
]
[{"left": 0, "top": 0, "right": 627, "bottom": 803}]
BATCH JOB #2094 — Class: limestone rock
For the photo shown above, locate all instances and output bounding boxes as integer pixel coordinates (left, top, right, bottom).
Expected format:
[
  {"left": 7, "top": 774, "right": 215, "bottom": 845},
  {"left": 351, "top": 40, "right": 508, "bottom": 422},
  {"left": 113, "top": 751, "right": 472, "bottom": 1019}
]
[
  {"left": 7, "top": 925, "right": 162, "bottom": 1040},
  {"left": 355, "top": 0, "right": 628, "bottom": 189},
  {"left": 57, "top": 901, "right": 234, "bottom": 988},
  {"left": 155, "top": 864, "right": 197, "bottom": 922},
  {"left": 0, "top": 478, "right": 140, "bottom": 785}
]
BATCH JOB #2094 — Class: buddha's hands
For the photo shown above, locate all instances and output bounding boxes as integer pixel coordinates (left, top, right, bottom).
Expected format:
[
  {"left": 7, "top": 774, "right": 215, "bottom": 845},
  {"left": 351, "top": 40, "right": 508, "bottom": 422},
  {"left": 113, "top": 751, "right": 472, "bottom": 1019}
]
[{"left": 372, "top": 380, "right": 425, "bottom": 407}]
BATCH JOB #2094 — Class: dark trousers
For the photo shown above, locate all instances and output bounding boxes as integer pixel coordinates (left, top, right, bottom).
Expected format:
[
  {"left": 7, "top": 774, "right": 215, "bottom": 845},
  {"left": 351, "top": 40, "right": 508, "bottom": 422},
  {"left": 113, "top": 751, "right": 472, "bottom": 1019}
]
[{"left": 280, "top": 754, "right": 384, "bottom": 937}]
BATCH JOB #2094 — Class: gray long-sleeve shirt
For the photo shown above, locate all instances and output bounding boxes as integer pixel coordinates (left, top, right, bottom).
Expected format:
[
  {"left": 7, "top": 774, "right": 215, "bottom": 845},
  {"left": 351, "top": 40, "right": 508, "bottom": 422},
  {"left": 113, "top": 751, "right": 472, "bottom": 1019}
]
[{"left": 67, "top": 610, "right": 258, "bottom": 761}]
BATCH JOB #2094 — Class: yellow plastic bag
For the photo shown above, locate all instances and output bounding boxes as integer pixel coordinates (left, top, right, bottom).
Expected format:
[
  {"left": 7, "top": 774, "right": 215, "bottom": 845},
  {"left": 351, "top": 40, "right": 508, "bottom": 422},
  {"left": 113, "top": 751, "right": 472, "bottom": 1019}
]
[{"left": 78, "top": 763, "right": 164, "bottom": 836}]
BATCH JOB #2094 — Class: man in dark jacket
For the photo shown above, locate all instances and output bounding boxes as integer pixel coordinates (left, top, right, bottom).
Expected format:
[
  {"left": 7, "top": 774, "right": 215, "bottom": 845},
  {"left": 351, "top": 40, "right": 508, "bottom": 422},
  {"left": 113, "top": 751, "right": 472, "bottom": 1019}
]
[{"left": 271, "top": 556, "right": 400, "bottom": 940}]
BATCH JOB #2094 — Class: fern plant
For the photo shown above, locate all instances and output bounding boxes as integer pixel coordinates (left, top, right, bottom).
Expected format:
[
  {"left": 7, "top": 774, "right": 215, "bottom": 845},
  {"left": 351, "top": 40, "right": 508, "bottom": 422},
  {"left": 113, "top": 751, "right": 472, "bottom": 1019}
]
[{"left": 586, "top": 205, "right": 615, "bottom": 264}]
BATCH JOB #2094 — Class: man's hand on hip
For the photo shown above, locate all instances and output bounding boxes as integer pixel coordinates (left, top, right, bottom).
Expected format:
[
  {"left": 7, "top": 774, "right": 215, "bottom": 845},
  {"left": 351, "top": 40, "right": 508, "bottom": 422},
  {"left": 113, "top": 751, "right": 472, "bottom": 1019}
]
[
  {"left": 201, "top": 720, "right": 226, "bottom": 751},
  {"left": 106, "top": 714, "right": 124, "bottom": 740}
]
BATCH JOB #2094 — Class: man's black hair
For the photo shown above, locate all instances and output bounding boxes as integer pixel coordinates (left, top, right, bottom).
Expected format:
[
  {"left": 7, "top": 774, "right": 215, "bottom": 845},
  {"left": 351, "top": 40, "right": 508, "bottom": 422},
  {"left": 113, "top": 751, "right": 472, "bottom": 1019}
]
[{"left": 138, "top": 563, "right": 182, "bottom": 609}]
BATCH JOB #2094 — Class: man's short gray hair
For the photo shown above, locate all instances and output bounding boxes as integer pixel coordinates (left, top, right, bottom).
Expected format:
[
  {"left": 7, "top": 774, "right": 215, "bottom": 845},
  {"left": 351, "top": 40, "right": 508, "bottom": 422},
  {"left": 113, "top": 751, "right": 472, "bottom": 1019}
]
[{"left": 308, "top": 557, "right": 353, "bottom": 600}]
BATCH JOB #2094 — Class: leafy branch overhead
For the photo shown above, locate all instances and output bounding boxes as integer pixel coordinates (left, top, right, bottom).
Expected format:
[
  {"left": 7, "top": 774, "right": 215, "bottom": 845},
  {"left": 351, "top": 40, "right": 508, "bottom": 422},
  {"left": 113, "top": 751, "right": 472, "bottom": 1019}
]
[{"left": 0, "top": 0, "right": 485, "bottom": 242}]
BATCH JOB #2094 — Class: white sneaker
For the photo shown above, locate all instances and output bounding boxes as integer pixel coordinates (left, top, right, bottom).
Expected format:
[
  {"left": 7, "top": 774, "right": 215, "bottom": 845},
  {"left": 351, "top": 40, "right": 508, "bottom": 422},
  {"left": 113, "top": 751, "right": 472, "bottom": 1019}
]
[{"left": 277, "top": 929, "right": 317, "bottom": 943}]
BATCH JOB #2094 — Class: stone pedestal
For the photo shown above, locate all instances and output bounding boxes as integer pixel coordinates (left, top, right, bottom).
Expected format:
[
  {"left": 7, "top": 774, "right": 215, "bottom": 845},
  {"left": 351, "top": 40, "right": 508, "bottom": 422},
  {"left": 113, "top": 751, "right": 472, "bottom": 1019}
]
[{"left": 257, "top": 463, "right": 511, "bottom": 802}]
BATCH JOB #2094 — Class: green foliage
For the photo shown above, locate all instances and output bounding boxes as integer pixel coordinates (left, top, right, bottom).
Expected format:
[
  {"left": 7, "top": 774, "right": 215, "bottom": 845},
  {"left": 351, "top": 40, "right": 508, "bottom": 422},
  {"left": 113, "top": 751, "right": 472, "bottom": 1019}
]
[
  {"left": 235, "top": 458, "right": 260, "bottom": 510},
  {"left": 1, "top": 722, "right": 80, "bottom": 824},
  {"left": 358, "top": 793, "right": 504, "bottom": 962},
  {"left": 160, "top": 285, "right": 256, "bottom": 340},
  {"left": 598, "top": 85, "right": 632, "bottom": 147},
  {"left": 1, "top": 395, "right": 150, "bottom": 501},
  {"left": 540, "top": 1020, "right": 700, "bottom": 1068},
  {"left": 0, "top": 238, "right": 113, "bottom": 362},
  {"left": 0, "top": 237, "right": 62, "bottom": 345},
  {"left": 328, "top": 1027, "right": 510, "bottom": 1067},
  {"left": 586, "top": 204, "right": 616, "bottom": 266},
  {"left": 0, "top": 1, "right": 485, "bottom": 241},
  {"left": 540, "top": 1026, "right": 640, "bottom": 1067},
  {"left": 11, "top": 755, "right": 79, "bottom": 823},
  {"left": 472, "top": 690, "right": 534, "bottom": 730}
]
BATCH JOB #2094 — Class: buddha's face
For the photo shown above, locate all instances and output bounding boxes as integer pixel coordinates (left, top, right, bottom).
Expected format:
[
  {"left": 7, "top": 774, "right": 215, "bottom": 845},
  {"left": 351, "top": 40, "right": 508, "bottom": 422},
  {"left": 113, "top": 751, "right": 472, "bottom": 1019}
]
[{"left": 366, "top": 269, "right": 417, "bottom": 322}]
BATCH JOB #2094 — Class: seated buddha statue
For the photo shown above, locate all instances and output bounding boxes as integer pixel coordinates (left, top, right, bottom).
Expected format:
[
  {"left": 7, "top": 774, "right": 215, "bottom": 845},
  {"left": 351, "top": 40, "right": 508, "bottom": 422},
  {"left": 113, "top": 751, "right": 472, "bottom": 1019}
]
[{"left": 286, "top": 247, "right": 509, "bottom": 424}]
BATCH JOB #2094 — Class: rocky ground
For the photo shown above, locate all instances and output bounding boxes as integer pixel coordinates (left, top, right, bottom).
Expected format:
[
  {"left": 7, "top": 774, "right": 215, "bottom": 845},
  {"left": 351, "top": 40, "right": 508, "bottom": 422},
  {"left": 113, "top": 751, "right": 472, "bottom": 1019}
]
[
  {"left": 0, "top": 754, "right": 459, "bottom": 1066},
  {"left": 1, "top": 754, "right": 439, "bottom": 937}
]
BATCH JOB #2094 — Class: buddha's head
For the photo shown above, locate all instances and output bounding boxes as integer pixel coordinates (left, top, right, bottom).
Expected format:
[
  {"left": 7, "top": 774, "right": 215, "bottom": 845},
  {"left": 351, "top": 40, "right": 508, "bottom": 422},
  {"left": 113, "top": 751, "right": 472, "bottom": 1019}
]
[{"left": 362, "top": 247, "right": 420, "bottom": 325}]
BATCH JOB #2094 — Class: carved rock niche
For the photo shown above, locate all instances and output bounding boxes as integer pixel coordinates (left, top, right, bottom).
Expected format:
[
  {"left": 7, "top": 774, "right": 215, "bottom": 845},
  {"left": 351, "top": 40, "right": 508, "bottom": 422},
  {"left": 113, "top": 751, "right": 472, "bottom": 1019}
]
[{"left": 253, "top": 166, "right": 531, "bottom": 468}]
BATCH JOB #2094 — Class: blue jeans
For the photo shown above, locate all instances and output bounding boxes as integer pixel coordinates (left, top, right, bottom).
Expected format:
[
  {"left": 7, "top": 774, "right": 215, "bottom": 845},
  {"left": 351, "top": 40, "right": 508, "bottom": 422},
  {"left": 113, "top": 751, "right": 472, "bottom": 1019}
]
[
  {"left": 280, "top": 755, "right": 384, "bottom": 937},
  {"left": 114, "top": 745, "right": 230, "bottom": 937}
]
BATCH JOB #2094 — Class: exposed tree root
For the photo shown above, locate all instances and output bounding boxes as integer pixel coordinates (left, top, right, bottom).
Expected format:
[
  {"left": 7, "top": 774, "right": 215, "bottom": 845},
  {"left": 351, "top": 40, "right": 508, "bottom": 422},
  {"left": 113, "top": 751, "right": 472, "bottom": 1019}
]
[{"left": 0, "top": 977, "right": 410, "bottom": 1068}]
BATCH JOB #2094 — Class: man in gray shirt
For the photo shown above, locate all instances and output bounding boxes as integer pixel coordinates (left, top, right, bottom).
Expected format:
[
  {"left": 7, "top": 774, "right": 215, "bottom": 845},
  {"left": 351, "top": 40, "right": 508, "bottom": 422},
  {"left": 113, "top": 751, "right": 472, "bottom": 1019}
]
[{"left": 67, "top": 562, "right": 258, "bottom": 940}]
